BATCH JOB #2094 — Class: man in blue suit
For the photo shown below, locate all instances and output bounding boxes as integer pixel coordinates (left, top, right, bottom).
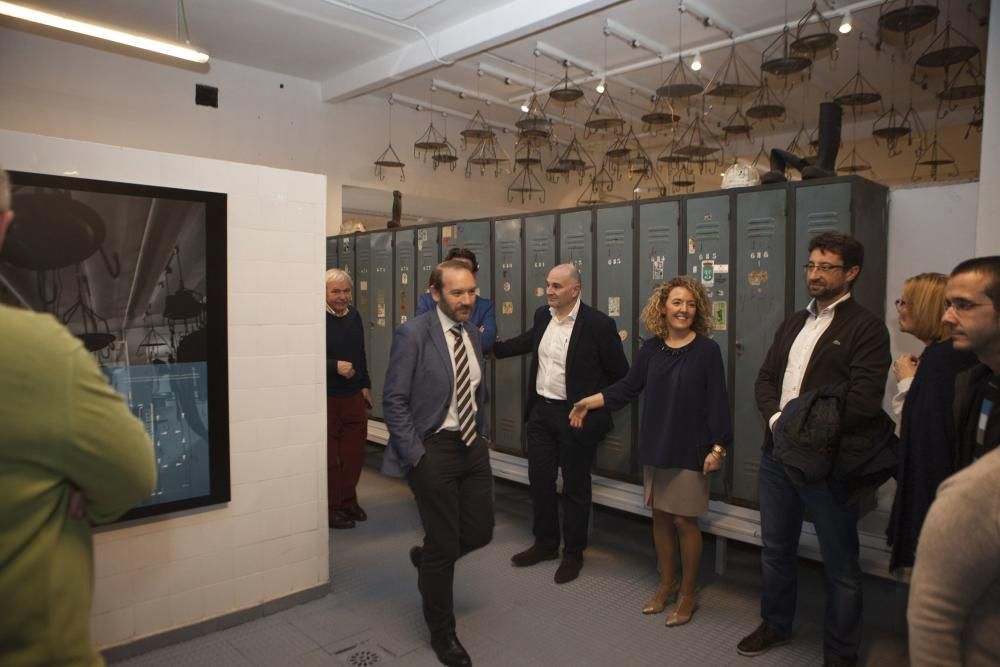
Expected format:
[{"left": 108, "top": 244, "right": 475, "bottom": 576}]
[{"left": 383, "top": 259, "right": 494, "bottom": 667}]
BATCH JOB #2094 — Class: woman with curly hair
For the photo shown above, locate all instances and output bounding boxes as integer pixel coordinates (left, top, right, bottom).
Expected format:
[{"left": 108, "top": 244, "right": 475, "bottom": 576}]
[{"left": 570, "top": 276, "right": 731, "bottom": 626}]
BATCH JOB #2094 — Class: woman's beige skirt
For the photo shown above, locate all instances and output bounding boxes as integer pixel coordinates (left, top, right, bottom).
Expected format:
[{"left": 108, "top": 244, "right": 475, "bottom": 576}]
[{"left": 643, "top": 465, "right": 709, "bottom": 517}]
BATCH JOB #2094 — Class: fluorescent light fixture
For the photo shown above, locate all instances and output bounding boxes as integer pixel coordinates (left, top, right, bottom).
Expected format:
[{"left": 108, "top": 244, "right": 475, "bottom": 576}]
[
  {"left": 838, "top": 11, "right": 853, "bottom": 34},
  {"left": 0, "top": 0, "right": 210, "bottom": 63},
  {"left": 691, "top": 51, "right": 702, "bottom": 71},
  {"left": 596, "top": 78, "right": 606, "bottom": 94}
]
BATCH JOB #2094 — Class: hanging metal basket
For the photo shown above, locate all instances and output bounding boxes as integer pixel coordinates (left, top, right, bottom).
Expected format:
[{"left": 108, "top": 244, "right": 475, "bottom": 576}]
[
  {"left": 761, "top": 26, "right": 812, "bottom": 76},
  {"left": 746, "top": 79, "right": 786, "bottom": 120},
  {"left": 915, "top": 20, "right": 980, "bottom": 68},
  {"left": 515, "top": 93, "right": 553, "bottom": 143},
  {"left": 465, "top": 134, "right": 511, "bottom": 178},
  {"left": 549, "top": 70, "right": 585, "bottom": 105},
  {"left": 833, "top": 68, "right": 883, "bottom": 107},
  {"left": 705, "top": 43, "right": 761, "bottom": 100},
  {"left": 508, "top": 165, "right": 546, "bottom": 204},
  {"left": 431, "top": 137, "right": 459, "bottom": 171},
  {"left": 721, "top": 107, "right": 753, "bottom": 143},
  {"left": 584, "top": 88, "right": 626, "bottom": 138},
  {"left": 791, "top": 2, "right": 839, "bottom": 56},
  {"left": 641, "top": 96, "right": 681, "bottom": 132},
  {"left": 837, "top": 146, "right": 873, "bottom": 173},
  {"left": 938, "top": 57, "right": 985, "bottom": 102},
  {"left": 913, "top": 132, "right": 958, "bottom": 180},
  {"left": 413, "top": 121, "right": 448, "bottom": 159},
  {"left": 460, "top": 109, "right": 496, "bottom": 148},
  {"left": 878, "top": 0, "right": 940, "bottom": 34},
  {"left": 872, "top": 105, "right": 912, "bottom": 156},
  {"left": 374, "top": 144, "right": 405, "bottom": 181},
  {"left": 656, "top": 56, "right": 704, "bottom": 99}
]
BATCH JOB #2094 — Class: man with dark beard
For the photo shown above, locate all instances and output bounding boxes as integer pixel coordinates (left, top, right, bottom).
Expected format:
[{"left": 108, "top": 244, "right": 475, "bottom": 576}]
[{"left": 737, "top": 232, "right": 891, "bottom": 667}]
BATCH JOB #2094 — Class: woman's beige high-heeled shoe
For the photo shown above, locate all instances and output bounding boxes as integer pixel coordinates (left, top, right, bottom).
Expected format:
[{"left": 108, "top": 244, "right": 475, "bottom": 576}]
[
  {"left": 665, "top": 592, "right": 698, "bottom": 626},
  {"left": 641, "top": 580, "right": 680, "bottom": 614}
]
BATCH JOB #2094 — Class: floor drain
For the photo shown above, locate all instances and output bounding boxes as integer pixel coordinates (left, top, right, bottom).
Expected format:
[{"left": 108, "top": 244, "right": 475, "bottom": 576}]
[{"left": 333, "top": 639, "right": 392, "bottom": 666}]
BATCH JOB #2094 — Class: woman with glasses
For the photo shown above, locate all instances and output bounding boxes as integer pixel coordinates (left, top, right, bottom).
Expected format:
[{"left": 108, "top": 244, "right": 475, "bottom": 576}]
[
  {"left": 885, "top": 272, "right": 977, "bottom": 572},
  {"left": 569, "top": 277, "right": 731, "bottom": 626}
]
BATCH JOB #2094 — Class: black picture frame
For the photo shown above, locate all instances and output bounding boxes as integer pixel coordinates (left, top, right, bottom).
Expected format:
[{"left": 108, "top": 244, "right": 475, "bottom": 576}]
[{"left": 1, "top": 170, "right": 230, "bottom": 521}]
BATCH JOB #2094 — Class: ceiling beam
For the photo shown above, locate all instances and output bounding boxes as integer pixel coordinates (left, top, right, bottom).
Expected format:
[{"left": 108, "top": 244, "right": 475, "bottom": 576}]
[{"left": 320, "top": 0, "right": 619, "bottom": 103}]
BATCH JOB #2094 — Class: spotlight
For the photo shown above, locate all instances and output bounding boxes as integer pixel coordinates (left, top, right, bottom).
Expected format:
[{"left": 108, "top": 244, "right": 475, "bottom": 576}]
[
  {"left": 520, "top": 102, "right": 530, "bottom": 113},
  {"left": 596, "top": 78, "right": 606, "bottom": 94},
  {"left": 839, "top": 11, "right": 853, "bottom": 34},
  {"left": 691, "top": 51, "right": 702, "bottom": 71}
]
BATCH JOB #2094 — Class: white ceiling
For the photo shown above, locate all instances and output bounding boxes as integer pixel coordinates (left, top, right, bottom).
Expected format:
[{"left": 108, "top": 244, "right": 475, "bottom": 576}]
[{"left": 9, "top": 0, "right": 991, "bottom": 188}]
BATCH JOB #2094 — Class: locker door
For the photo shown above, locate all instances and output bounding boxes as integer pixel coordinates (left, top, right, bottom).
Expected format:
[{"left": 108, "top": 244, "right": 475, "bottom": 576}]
[
  {"left": 733, "top": 189, "right": 788, "bottom": 505},
  {"left": 354, "top": 235, "right": 371, "bottom": 364},
  {"left": 340, "top": 235, "right": 356, "bottom": 304},
  {"left": 326, "top": 237, "right": 339, "bottom": 270},
  {"left": 637, "top": 201, "right": 681, "bottom": 339},
  {"left": 595, "top": 205, "right": 634, "bottom": 477},
  {"left": 415, "top": 226, "right": 440, "bottom": 309},
  {"left": 394, "top": 229, "right": 415, "bottom": 329},
  {"left": 686, "top": 196, "right": 732, "bottom": 378},
  {"left": 559, "top": 210, "right": 593, "bottom": 302},
  {"left": 493, "top": 218, "right": 524, "bottom": 456},
  {"left": 525, "top": 215, "right": 556, "bottom": 314},
  {"left": 368, "top": 232, "right": 394, "bottom": 420},
  {"left": 445, "top": 221, "right": 493, "bottom": 299},
  {"left": 794, "top": 182, "right": 851, "bottom": 309}
]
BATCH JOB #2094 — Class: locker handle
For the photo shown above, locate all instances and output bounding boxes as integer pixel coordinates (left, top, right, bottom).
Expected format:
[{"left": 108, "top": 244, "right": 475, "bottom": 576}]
[{"left": 735, "top": 340, "right": 744, "bottom": 356}]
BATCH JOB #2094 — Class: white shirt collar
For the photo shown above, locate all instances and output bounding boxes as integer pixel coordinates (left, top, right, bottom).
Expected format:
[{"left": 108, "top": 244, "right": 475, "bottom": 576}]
[
  {"left": 549, "top": 297, "right": 581, "bottom": 323},
  {"left": 807, "top": 291, "right": 851, "bottom": 318},
  {"left": 436, "top": 305, "right": 463, "bottom": 333}
]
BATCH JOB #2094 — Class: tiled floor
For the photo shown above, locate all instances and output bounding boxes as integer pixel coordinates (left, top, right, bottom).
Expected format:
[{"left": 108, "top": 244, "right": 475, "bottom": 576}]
[{"left": 114, "top": 453, "right": 910, "bottom": 666}]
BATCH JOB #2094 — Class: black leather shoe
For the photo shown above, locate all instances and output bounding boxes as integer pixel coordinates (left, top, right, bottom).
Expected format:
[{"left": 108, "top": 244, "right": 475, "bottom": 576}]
[
  {"left": 409, "top": 546, "right": 422, "bottom": 569},
  {"left": 328, "top": 511, "right": 355, "bottom": 530},
  {"left": 736, "top": 622, "right": 790, "bottom": 656},
  {"left": 344, "top": 502, "right": 367, "bottom": 522},
  {"left": 554, "top": 557, "right": 582, "bottom": 584},
  {"left": 430, "top": 633, "right": 471, "bottom": 667},
  {"left": 511, "top": 544, "right": 559, "bottom": 567}
]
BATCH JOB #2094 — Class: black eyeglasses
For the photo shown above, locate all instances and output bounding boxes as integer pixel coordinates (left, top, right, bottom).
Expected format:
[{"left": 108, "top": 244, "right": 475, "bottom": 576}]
[
  {"left": 944, "top": 298, "right": 994, "bottom": 314},
  {"left": 803, "top": 263, "right": 846, "bottom": 274}
]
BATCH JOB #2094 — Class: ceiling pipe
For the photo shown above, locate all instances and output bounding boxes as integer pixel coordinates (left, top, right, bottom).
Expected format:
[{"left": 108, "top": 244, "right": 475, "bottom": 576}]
[
  {"left": 603, "top": 18, "right": 669, "bottom": 56},
  {"left": 318, "top": 0, "right": 455, "bottom": 65},
  {"left": 511, "top": 0, "right": 883, "bottom": 103},
  {"left": 532, "top": 40, "right": 657, "bottom": 99},
  {"left": 477, "top": 61, "right": 537, "bottom": 89},
  {"left": 429, "top": 79, "right": 589, "bottom": 131}
]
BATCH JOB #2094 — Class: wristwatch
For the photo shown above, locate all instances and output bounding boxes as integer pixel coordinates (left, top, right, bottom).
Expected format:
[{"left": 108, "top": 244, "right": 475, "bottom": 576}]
[{"left": 710, "top": 444, "right": 727, "bottom": 460}]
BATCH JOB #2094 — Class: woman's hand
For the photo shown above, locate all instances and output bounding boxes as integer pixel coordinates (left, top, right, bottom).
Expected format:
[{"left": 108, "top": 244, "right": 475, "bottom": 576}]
[
  {"left": 892, "top": 353, "right": 919, "bottom": 382},
  {"left": 703, "top": 450, "right": 723, "bottom": 475},
  {"left": 336, "top": 360, "right": 356, "bottom": 379}
]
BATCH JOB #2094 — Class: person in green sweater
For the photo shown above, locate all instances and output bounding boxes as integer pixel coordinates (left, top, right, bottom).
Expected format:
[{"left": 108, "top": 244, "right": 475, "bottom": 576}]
[{"left": 0, "top": 166, "right": 157, "bottom": 667}]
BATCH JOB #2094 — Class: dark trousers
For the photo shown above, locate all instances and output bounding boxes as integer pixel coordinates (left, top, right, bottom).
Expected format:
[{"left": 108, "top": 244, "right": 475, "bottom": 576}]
[
  {"left": 326, "top": 393, "right": 368, "bottom": 513},
  {"left": 526, "top": 399, "right": 598, "bottom": 560},
  {"left": 758, "top": 449, "right": 862, "bottom": 662},
  {"left": 407, "top": 430, "right": 494, "bottom": 637}
]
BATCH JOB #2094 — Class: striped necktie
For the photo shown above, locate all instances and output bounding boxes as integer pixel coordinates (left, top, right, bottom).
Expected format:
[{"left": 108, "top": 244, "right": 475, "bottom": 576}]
[{"left": 450, "top": 324, "right": 477, "bottom": 447}]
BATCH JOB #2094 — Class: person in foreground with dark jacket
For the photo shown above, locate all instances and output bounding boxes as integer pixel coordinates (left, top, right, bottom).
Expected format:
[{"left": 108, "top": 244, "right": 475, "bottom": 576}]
[
  {"left": 326, "top": 268, "right": 372, "bottom": 529},
  {"left": 736, "top": 232, "right": 890, "bottom": 667},
  {"left": 907, "top": 256, "right": 1000, "bottom": 667},
  {"left": 885, "top": 272, "right": 976, "bottom": 572}
]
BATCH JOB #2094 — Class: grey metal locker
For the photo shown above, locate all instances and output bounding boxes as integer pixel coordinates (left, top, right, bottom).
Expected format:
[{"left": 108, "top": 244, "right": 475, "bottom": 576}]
[
  {"left": 637, "top": 201, "right": 681, "bottom": 339},
  {"left": 686, "top": 195, "right": 732, "bottom": 378},
  {"left": 415, "top": 226, "right": 440, "bottom": 308},
  {"left": 368, "top": 232, "right": 394, "bottom": 420},
  {"left": 326, "top": 237, "right": 339, "bottom": 271},
  {"left": 493, "top": 218, "right": 524, "bottom": 456},
  {"left": 595, "top": 204, "right": 634, "bottom": 477},
  {"left": 525, "top": 215, "right": 556, "bottom": 313},
  {"left": 793, "top": 182, "right": 851, "bottom": 310},
  {"left": 340, "top": 235, "right": 357, "bottom": 304},
  {"left": 559, "top": 210, "right": 593, "bottom": 302},
  {"left": 733, "top": 188, "right": 788, "bottom": 503},
  {"left": 394, "top": 229, "right": 415, "bottom": 329},
  {"left": 442, "top": 221, "right": 493, "bottom": 298},
  {"left": 354, "top": 235, "right": 371, "bottom": 367}
]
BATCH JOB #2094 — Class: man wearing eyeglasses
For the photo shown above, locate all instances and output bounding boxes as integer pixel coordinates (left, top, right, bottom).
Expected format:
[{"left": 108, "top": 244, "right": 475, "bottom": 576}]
[
  {"left": 737, "top": 232, "right": 891, "bottom": 667},
  {"left": 907, "top": 256, "right": 1000, "bottom": 667}
]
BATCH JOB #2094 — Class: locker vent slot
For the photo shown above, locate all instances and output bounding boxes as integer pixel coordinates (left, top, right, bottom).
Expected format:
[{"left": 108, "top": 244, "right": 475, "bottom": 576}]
[
  {"left": 747, "top": 217, "right": 777, "bottom": 239},
  {"left": 647, "top": 227, "right": 672, "bottom": 243},
  {"left": 563, "top": 232, "right": 587, "bottom": 250},
  {"left": 693, "top": 221, "right": 721, "bottom": 240},
  {"left": 806, "top": 212, "right": 839, "bottom": 236}
]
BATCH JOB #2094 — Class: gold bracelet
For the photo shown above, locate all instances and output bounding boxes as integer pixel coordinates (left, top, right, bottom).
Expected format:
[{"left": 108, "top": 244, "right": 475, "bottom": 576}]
[{"left": 710, "top": 444, "right": 727, "bottom": 460}]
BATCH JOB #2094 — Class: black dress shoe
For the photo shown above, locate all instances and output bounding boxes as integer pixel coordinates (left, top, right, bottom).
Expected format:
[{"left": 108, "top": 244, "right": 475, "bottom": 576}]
[
  {"left": 409, "top": 546, "right": 422, "bottom": 569},
  {"left": 430, "top": 633, "right": 471, "bottom": 666},
  {"left": 554, "top": 557, "right": 582, "bottom": 584},
  {"left": 344, "top": 502, "right": 367, "bottom": 522},
  {"left": 511, "top": 544, "right": 559, "bottom": 567},
  {"left": 328, "top": 510, "right": 355, "bottom": 530},
  {"left": 736, "top": 622, "right": 790, "bottom": 656}
]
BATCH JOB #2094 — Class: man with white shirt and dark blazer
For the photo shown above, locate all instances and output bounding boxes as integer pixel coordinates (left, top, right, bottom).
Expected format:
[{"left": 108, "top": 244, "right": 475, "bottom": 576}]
[
  {"left": 382, "top": 259, "right": 494, "bottom": 667},
  {"left": 493, "top": 263, "right": 629, "bottom": 584},
  {"left": 737, "top": 232, "right": 891, "bottom": 667}
]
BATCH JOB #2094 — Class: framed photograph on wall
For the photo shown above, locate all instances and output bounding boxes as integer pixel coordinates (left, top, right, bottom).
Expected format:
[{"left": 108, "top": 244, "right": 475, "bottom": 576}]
[{"left": 0, "top": 171, "right": 230, "bottom": 521}]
